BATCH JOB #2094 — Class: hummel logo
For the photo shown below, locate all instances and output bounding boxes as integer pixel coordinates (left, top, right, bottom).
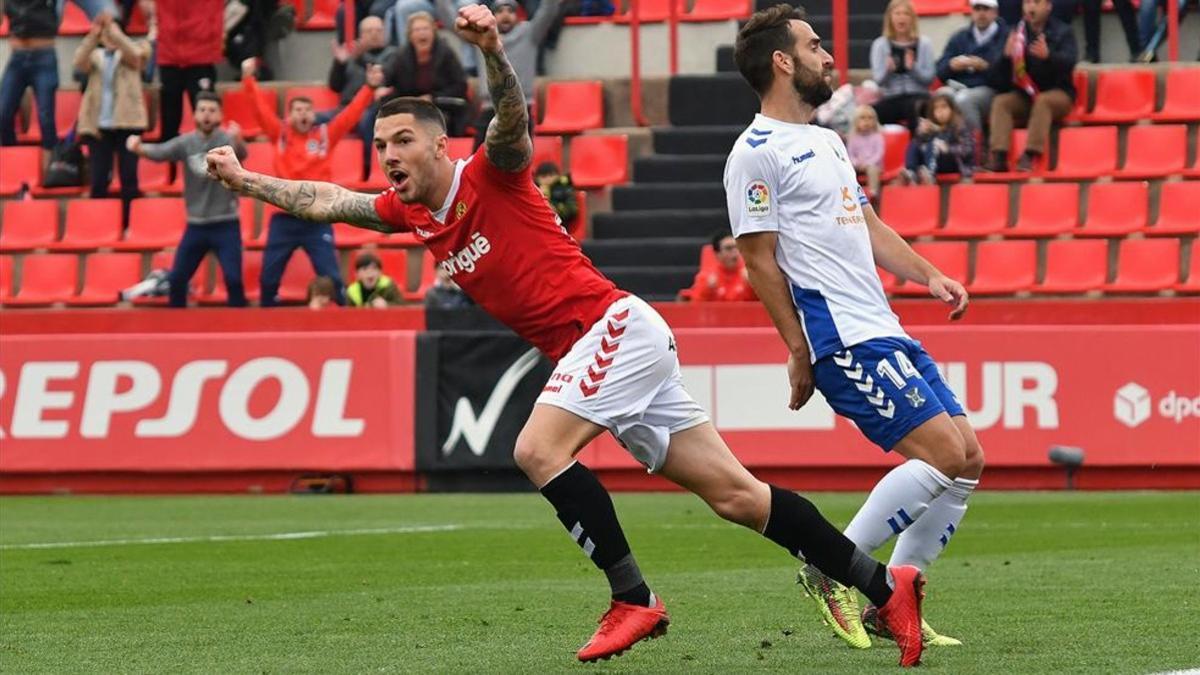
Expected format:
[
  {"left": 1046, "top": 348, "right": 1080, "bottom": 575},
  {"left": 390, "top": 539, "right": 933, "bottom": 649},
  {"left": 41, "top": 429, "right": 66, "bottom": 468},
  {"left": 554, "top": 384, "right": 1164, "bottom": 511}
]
[
  {"left": 792, "top": 150, "right": 815, "bottom": 164},
  {"left": 442, "top": 349, "right": 541, "bottom": 456},
  {"left": 746, "top": 137, "right": 768, "bottom": 148}
]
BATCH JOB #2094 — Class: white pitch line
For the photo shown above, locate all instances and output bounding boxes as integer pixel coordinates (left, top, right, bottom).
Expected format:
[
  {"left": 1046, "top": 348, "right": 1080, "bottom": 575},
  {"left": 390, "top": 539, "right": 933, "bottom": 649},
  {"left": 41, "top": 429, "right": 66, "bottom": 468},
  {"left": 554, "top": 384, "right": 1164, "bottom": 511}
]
[{"left": 0, "top": 524, "right": 463, "bottom": 550}]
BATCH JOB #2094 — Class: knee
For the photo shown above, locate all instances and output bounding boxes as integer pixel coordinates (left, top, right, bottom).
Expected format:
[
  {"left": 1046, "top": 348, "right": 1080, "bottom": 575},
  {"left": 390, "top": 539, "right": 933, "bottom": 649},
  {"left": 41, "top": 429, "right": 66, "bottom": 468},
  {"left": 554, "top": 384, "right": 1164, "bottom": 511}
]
[
  {"left": 705, "top": 481, "right": 769, "bottom": 528},
  {"left": 513, "top": 431, "right": 568, "bottom": 483},
  {"left": 962, "top": 438, "right": 985, "bottom": 477},
  {"left": 921, "top": 426, "right": 967, "bottom": 479}
]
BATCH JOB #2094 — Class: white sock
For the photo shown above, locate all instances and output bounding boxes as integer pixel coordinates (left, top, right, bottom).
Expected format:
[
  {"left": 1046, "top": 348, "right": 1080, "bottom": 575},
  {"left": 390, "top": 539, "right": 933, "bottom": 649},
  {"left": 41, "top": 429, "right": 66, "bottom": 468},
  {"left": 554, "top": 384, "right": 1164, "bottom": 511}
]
[
  {"left": 843, "top": 459, "right": 954, "bottom": 553},
  {"left": 889, "top": 477, "right": 978, "bottom": 571}
]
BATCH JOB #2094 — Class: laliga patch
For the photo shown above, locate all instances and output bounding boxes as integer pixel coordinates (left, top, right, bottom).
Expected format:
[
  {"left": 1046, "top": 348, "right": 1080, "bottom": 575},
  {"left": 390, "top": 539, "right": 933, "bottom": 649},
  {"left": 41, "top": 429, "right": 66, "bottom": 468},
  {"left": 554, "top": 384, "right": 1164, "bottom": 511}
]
[{"left": 746, "top": 180, "right": 771, "bottom": 218}]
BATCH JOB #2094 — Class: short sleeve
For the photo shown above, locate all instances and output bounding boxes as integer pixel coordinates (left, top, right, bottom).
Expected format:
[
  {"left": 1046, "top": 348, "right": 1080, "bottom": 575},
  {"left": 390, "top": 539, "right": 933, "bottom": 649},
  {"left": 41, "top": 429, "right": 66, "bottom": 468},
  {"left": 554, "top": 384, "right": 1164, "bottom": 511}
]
[
  {"left": 373, "top": 189, "right": 411, "bottom": 233},
  {"left": 724, "top": 142, "right": 780, "bottom": 237}
]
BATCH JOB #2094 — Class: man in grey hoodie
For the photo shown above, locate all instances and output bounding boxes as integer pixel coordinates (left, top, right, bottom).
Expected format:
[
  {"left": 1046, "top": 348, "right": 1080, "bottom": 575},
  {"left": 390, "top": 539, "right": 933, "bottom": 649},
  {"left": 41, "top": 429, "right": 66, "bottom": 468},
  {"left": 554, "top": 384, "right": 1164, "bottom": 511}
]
[{"left": 128, "top": 91, "right": 249, "bottom": 307}]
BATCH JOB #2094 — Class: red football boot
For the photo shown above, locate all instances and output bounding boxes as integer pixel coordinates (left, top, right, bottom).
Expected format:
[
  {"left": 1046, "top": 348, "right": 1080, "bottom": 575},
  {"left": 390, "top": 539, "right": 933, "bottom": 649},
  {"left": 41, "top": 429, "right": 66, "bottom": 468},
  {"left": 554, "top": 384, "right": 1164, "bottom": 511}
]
[
  {"left": 876, "top": 565, "right": 926, "bottom": 667},
  {"left": 576, "top": 596, "right": 670, "bottom": 662}
]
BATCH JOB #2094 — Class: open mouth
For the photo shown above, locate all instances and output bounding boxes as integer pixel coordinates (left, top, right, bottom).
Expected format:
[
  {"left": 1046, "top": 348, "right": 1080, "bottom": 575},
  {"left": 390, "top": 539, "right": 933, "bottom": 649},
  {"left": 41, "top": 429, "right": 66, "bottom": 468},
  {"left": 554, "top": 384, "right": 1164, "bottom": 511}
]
[{"left": 389, "top": 169, "right": 410, "bottom": 190}]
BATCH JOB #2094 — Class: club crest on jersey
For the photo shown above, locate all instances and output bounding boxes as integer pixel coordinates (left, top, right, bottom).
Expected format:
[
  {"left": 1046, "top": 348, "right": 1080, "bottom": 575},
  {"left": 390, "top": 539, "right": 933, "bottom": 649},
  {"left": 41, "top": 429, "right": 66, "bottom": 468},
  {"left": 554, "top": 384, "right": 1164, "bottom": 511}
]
[
  {"left": 455, "top": 201, "right": 468, "bottom": 219},
  {"left": 841, "top": 186, "right": 859, "bottom": 212},
  {"left": 746, "top": 180, "right": 770, "bottom": 218},
  {"left": 439, "top": 231, "right": 492, "bottom": 277}
]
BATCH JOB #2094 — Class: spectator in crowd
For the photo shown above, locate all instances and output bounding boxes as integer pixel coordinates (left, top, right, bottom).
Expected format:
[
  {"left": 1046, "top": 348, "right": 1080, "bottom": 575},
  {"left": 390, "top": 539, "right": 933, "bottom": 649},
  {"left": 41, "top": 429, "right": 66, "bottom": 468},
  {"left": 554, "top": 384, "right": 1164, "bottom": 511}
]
[
  {"left": 74, "top": 13, "right": 152, "bottom": 225},
  {"left": 985, "top": 0, "right": 1077, "bottom": 172},
  {"left": 226, "top": 0, "right": 294, "bottom": 80},
  {"left": 329, "top": 15, "right": 396, "bottom": 171},
  {"left": 307, "top": 276, "right": 338, "bottom": 309},
  {"left": 682, "top": 232, "right": 757, "bottom": 303},
  {"left": 155, "top": 0, "right": 223, "bottom": 143},
  {"left": 846, "top": 105, "right": 884, "bottom": 199},
  {"left": 899, "top": 91, "right": 976, "bottom": 184},
  {"left": 936, "top": 0, "right": 1006, "bottom": 132},
  {"left": 382, "top": 12, "right": 469, "bottom": 136},
  {"left": 534, "top": 162, "right": 579, "bottom": 231},
  {"left": 384, "top": 0, "right": 436, "bottom": 46},
  {"left": 336, "top": 0, "right": 394, "bottom": 40},
  {"left": 1082, "top": 0, "right": 1140, "bottom": 62},
  {"left": 438, "top": 0, "right": 561, "bottom": 149},
  {"left": 346, "top": 253, "right": 404, "bottom": 307},
  {"left": 0, "top": 0, "right": 62, "bottom": 160},
  {"left": 870, "top": 0, "right": 935, "bottom": 128},
  {"left": 240, "top": 56, "right": 385, "bottom": 306},
  {"left": 127, "top": 92, "right": 248, "bottom": 307},
  {"left": 424, "top": 267, "right": 473, "bottom": 309},
  {"left": 997, "top": 0, "right": 1078, "bottom": 26}
]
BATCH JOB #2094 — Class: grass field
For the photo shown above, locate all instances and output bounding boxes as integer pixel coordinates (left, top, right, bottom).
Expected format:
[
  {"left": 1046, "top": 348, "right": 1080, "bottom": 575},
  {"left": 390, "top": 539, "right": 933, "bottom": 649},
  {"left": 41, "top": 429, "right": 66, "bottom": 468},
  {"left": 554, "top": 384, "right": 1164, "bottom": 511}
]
[{"left": 2, "top": 491, "right": 1198, "bottom": 673}]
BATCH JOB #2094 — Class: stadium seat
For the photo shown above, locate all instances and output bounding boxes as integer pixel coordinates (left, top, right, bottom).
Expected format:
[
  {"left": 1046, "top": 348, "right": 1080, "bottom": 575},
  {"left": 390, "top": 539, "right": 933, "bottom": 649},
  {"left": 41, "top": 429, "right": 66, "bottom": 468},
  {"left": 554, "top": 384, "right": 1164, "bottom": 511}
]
[
  {"left": 53, "top": 199, "right": 123, "bottom": 251},
  {"left": 0, "top": 146, "right": 40, "bottom": 196},
  {"left": 938, "top": 184, "right": 1009, "bottom": 237},
  {"left": 1064, "top": 70, "right": 1090, "bottom": 123},
  {"left": 1009, "top": 183, "right": 1079, "bottom": 238},
  {"left": 132, "top": 156, "right": 180, "bottom": 195},
  {"left": 1146, "top": 182, "right": 1200, "bottom": 236},
  {"left": 569, "top": 190, "right": 587, "bottom": 240},
  {"left": 1114, "top": 125, "right": 1187, "bottom": 180},
  {"left": 243, "top": 142, "right": 276, "bottom": 175},
  {"left": 912, "top": 0, "right": 969, "bottom": 14},
  {"left": 58, "top": 2, "right": 90, "bottom": 34},
  {"left": 241, "top": 199, "right": 265, "bottom": 249},
  {"left": 16, "top": 90, "right": 82, "bottom": 145},
  {"left": 975, "top": 130, "right": 1044, "bottom": 181},
  {"left": 277, "top": 254, "right": 317, "bottom": 303},
  {"left": 403, "top": 252, "right": 437, "bottom": 301},
  {"left": 538, "top": 81, "right": 604, "bottom": 134},
  {"left": 0, "top": 200, "right": 58, "bottom": 251},
  {"left": 1047, "top": 126, "right": 1117, "bottom": 180},
  {"left": 330, "top": 139, "right": 366, "bottom": 185},
  {"left": 446, "top": 137, "right": 475, "bottom": 161},
  {"left": 969, "top": 240, "right": 1036, "bottom": 295},
  {"left": 68, "top": 253, "right": 143, "bottom": 306},
  {"left": 137, "top": 251, "right": 203, "bottom": 305},
  {"left": 4, "top": 254, "right": 78, "bottom": 306},
  {"left": 333, "top": 221, "right": 383, "bottom": 247},
  {"left": 117, "top": 199, "right": 187, "bottom": 250},
  {"left": 1176, "top": 250, "right": 1200, "bottom": 293},
  {"left": 682, "top": 0, "right": 751, "bottom": 21},
  {"left": 876, "top": 267, "right": 900, "bottom": 294},
  {"left": 222, "top": 87, "right": 279, "bottom": 139},
  {"left": 614, "top": 0, "right": 673, "bottom": 22},
  {"left": 235, "top": 250, "right": 264, "bottom": 303},
  {"left": 879, "top": 185, "right": 938, "bottom": 237},
  {"left": 1104, "top": 238, "right": 1180, "bottom": 293},
  {"left": 532, "top": 135, "right": 565, "bottom": 169},
  {"left": 570, "top": 134, "right": 629, "bottom": 188},
  {"left": 0, "top": 255, "right": 13, "bottom": 297},
  {"left": 1083, "top": 69, "right": 1155, "bottom": 123},
  {"left": 1034, "top": 239, "right": 1108, "bottom": 294},
  {"left": 1151, "top": 68, "right": 1200, "bottom": 122},
  {"left": 284, "top": 86, "right": 341, "bottom": 112},
  {"left": 1187, "top": 150, "right": 1200, "bottom": 180},
  {"left": 895, "top": 242, "right": 967, "bottom": 296},
  {"left": 362, "top": 155, "right": 393, "bottom": 190},
  {"left": 302, "top": 0, "right": 337, "bottom": 29},
  {"left": 881, "top": 125, "right": 910, "bottom": 182},
  {"left": 1076, "top": 182, "right": 1148, "bottom": 237}
]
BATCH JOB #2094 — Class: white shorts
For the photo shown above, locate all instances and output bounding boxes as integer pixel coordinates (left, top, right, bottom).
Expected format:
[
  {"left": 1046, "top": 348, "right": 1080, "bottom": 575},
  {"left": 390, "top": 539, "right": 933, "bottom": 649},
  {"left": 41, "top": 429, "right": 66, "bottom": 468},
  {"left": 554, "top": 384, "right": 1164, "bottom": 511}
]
[{"left": 535, "top": 295, "right": 709, "bottom": 473}]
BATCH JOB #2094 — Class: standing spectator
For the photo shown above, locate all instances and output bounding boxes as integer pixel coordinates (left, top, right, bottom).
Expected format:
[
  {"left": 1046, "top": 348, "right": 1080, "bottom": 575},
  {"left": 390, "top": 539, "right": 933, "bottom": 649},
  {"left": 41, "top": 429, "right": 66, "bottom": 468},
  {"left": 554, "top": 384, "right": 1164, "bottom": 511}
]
[
  {"left": 438, "top": 0, "right": 561, "bottom": 149},
  {"left": 935, "top": 0, "right": 1007, "bottom": 132},
  {"left": 127, "top": 92, "right": 248, "bottom": 307},
  {"left": 534, "top": 162, "right": 579, "bottom": 231},
  {"left": 155, "top": 0, "right": 223, "bottom": 143},
  {"left": 307, "top": 276, "right": 339, "bottom": 309},
  {"left": 1081, "top": 0, "right": 1140, "bottom": 62},
  {"left": 382, "top": 12, "right": 469, "bottom": 135},
  {"left": 846, "top": 105, "right": 885, "bottom": 199},
  {"left": 383, "top": 0, "right": 436, "bottom": 46},
  {"left": 75, "top": 13, "right": 152, "bottom": 225},
  {"left": 985, "top": 0, "right": 1077, "bottom": 172},
  {"left": 900, "top": 91, "right": 976, "bottom": 184},
  {"left": 240, "top": 57, "right": 383, "bottom": 306},
  {"left": 870, "top": 0, "right": 935, "bottom": 128},
  {"left": 424, "top": 267, "right": 473, "bottom": 309},
  {"left": 0, "top": 0, "right": 60, "bottom": 161},
  {"left": 346, "top": 253, "right": 404, "bottom": 307},
  {"left": 682, "top": 232, "right": 757, "bottom": 303},
  {"left": 329, "top": 16, "right": 396, "bottom": 171}
]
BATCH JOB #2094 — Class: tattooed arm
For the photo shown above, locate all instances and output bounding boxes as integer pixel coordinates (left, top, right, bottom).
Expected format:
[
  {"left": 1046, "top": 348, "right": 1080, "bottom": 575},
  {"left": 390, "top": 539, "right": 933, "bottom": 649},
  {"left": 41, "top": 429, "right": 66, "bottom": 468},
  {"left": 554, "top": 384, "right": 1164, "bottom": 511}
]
[
  {"left": 455, "top": 4, "right": 532, "bottom": 172},
  {"left": 205, "top": 146, "right": 388, "bottom": 232}
]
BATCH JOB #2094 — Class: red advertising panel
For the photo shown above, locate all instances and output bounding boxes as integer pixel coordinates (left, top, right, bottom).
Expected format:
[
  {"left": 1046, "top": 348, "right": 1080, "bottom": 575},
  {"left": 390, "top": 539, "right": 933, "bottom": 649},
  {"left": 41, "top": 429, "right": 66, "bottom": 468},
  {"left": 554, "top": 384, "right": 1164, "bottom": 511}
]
[
  {"left": 581, "top": 326, "right": 1200, "bottom": 470},
  {"left": 0, "top": 332, "right": 417, "bottom": 472}
]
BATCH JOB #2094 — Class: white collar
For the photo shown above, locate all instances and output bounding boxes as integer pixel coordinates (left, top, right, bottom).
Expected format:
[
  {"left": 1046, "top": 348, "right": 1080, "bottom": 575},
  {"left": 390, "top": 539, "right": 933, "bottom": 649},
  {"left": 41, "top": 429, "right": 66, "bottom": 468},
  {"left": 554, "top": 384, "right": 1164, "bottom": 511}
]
[{"left": 431, "top": 157, "right": 470, "bottom": 223}]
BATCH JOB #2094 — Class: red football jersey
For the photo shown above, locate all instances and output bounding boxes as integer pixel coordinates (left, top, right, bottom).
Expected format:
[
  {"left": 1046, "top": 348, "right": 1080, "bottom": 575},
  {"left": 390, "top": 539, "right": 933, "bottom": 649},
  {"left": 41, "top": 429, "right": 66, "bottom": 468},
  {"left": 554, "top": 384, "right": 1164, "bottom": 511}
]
[{"left": 374, "top": 147, "right": 627, "bottom": 361}]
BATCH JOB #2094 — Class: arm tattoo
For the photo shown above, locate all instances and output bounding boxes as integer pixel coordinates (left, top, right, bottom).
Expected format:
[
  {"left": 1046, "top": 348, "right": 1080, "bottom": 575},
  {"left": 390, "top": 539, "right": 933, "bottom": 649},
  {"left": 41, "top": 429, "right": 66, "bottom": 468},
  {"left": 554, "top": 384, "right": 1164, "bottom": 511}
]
[
  {"left": 482, "top": 49, "right": 532, "bottom": 172},
  {"left": 241, "top": 172, "right": 387, "bottom": 232}
]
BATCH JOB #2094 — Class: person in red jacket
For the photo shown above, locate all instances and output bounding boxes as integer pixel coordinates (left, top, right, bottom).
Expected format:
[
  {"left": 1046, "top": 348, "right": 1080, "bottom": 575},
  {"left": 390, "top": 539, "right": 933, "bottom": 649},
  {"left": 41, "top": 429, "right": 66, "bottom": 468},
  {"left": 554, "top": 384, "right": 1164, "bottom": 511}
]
[
  {"left": 684, "top": 231, "right": 758, "bottom": 302},
  {"left": 155, "top": 0, "right": 224, "bottom": 142},
  {"left": 241, "top": 56, "right": 383, "bottom": 305}
]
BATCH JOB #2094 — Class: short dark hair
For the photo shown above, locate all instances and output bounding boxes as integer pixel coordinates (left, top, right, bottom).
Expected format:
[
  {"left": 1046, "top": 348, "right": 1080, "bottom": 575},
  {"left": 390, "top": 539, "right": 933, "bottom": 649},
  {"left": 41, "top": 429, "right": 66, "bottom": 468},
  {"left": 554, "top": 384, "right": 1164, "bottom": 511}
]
[
  {"left": 376, "top": 96, "right": 447, "bottom": 132},
  {"left": 195, "top": 91, "right": 221, "bottom": 107},
  {"left": 355, "top": 252, "right": 382, "bottom": 270},
  {"left": 534, "top": 161, "right": 561, "bottom": 179},
  {"left": 307, "top": 276, "right": 336, "bottom": 300},
  {"left": 711, "top": 230, "right": 734, "bottom": 251},
  {"left": 288, "top": 96, "right": 313, "bottom": 111},
  {"left": 734, "top": 4, "right": 806, "bottom": 96}
]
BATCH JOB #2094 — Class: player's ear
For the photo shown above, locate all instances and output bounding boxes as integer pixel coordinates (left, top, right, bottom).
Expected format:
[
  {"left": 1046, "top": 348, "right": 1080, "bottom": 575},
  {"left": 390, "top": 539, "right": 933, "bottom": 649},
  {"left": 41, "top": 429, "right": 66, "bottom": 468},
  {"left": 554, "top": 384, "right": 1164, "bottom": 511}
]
[{"left": 434, "top": 132, "right": 448, "bottom": 159}]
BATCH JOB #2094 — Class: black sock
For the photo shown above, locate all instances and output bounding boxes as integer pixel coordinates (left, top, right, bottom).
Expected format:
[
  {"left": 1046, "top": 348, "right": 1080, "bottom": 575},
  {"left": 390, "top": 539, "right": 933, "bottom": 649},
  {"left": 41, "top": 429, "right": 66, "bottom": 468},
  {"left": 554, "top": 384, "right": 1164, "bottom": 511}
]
[
  {"left": 762, "top": 485, "right": 893, "bottom": 608},
  {"left": 539, "top": 462, "right": 653, "bottom": 606}
]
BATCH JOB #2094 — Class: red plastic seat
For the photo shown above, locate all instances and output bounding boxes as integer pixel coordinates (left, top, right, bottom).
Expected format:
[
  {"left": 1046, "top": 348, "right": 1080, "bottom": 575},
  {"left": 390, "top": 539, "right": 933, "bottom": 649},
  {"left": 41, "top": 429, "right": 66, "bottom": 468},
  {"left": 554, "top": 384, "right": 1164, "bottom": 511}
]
[
  {"left": 1064, "top": 70, "right": 1090, "bottom": 123},
  {"left": 614, "top": 0, "right": 673, "bottom": 22},
  {"left": 240, "top": 199, "right": 264, "bottom": 249},
  {"left": 53, "top": 199, "right": 123, "bottom": 251},
  {"left": 0, "top": 146, "right": 40, "bottom": 196},
  {"left": 5, "top": 254, "right": 78, "bottom": 306},
  {"left": 532, "top": 135, "right": 565, "bottom": 169},
  {"left": 58, "top": 2, "right": 90, "bottom": 34},
  {"left": 330, "top": 139, "right": 366, "bottom": 185},
  {"left": 876, "top": 267, "right": 900, "bottom": 294},
  {"left": 132, "top": 156, "right": 180, "bottom": 195},
  {"left": 222, "top": 87, "right": 279, "bottom": 139},
  {"left": 1176, "top": 250, "right": 1200, "bottom": 293},
  {"left": 68, "top": 253, "right": 143, "bottom": 306},
  {"left": 974, "top": 130, "right": 1045, "bottom": 182},
  {"left": 0, "top": 255, "right": 13, "bottom": 297},
  {"left": 682, "top": 0, "right": 750, "bottom": 21},
  {"left": 136, "top": 250, "right": 204, "bottom": 305},
  {"left": 403, "top": 252, "right": 437, "bottom": 301},
  {"left": 446, "top": 137, "right": 476, "bottom": 161},
  {"left": 362, "top": 155, "right": 392, "bottom": 190},
  {"left": 285, "top": 86, "right": 342, "bottom": 112},
  {"left": 881, "top": 125, "right": 910, "bottom": 182},
  {"left": 1084, "top": 69, "right": 1155, "bottom": 123},
  {"left": 243, "top": 142, "right": 276, "bottom": 175},
  {"left": 1009, "top": 183, "right": 1079, "bottom": 238},
  {"left": 1146, "top": 182, "right": 1200, "bottom": 236},
  {"left": 277, "top": 254, "right": 318, "bottom": 303},
  {"left": 1034, "top": 239, "right": 1108, "bottom": 294},
  {"left": 16, "top": 90, "right": 83, "bottom": 145},
  {"left": 1114, "top": 125, "right": 1187, "bottom": 179},
  {"left": 1104, "top": 238, "right": 1180, "bottom": 293},
  {"left": 912, "top": 0, "right": 969, "bottom": 14},
  {"left": 880, "top": 185, "right": 939, "bottom": 237},
  {"left": 117, "top": 198, "right": 187, "bottom": 250},
  {"left": 895, "top": 242, "right": 967, "bottom": 296},
  {"left": 570, "top": 134, "right": 629, "bottom": 188},
  {"left": 1187, "top": 150, "right": 1200, "bottom": 179},
  {"left": 301, "top": 0, "right": 337, "bottom": 29},
  {"left": 537, "top": 81, "right": 604, "bottom": 134},
  {"left": 969, "top": 240, "right": 1036, "bottom": 295},
  {"left": 0, "top": 201, "right": 58, "bottom": 251},
  {"left": 1047, "top": 126, "right": 1117, "bottom": 180},
  {"left": 938, "top": 184, "right": 1009, "bottom": 237},
  {"left": 1076, "top": 182, "right": 1148, "bottom": 237},
  {"left": 333, "top": 221, "right": 382, "bottom": 247},
  {"left": 1151, "top": 68, "right": 1200, "bottom": 122}
]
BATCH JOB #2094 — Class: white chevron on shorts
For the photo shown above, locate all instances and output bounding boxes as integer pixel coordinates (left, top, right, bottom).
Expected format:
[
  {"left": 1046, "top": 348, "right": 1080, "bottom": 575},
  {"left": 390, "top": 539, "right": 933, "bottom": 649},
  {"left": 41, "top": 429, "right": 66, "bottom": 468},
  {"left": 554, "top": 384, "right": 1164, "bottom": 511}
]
[
  {"left": 832, "top": 350, "right": 854, "bottom": 367},
  {"left": 835, "top": 349, "right": 897, "bottom": 419}
]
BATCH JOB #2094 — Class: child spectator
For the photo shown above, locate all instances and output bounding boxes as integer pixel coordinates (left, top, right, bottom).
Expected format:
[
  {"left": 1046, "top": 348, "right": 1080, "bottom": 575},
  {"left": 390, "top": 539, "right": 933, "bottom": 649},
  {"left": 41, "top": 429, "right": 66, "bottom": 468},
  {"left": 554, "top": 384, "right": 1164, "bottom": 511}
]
[
  {"left": 681, "top": 232, "right": 757, "bottom": 303},
  {"left": 307, "top": 276, "right": 338, "bottom": 310},
  {"left": 534, "top": 162, "right": 578, "bottom": 231},
  {"left": 900, "top": 91, "right": 976, "bottom": 184},
  {"left": 846, "top": 105, "right": 884, "bottom": 199},
  {"left": 346, "top": 253, "right": 404, "bottom": 307}
]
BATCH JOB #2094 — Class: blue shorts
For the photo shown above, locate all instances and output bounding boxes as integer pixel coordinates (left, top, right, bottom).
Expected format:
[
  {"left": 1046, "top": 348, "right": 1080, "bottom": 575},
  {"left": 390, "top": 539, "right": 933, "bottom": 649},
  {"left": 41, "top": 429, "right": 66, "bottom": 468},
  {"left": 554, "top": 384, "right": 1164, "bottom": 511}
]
[{"left": 813, "top": 336, "right": 964, "bottom": 452}]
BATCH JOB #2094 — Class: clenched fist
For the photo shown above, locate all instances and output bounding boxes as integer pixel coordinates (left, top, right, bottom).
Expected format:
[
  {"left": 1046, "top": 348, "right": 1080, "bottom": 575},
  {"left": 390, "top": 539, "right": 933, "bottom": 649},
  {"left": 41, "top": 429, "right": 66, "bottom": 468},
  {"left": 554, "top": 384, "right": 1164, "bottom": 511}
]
[
  {"left": 454, "top": 4, "right": 501, "bottom": 53},
  {"left": 206, "top": 145, "right": 247, "bottom": 192}
]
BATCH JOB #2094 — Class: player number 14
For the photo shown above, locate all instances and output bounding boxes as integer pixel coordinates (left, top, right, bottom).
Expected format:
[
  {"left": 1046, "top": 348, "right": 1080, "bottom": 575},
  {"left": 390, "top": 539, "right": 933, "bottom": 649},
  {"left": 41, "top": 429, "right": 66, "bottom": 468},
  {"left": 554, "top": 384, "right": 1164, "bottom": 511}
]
[{"left": 876, "top": 350, "right": 920, "bottom": 389}]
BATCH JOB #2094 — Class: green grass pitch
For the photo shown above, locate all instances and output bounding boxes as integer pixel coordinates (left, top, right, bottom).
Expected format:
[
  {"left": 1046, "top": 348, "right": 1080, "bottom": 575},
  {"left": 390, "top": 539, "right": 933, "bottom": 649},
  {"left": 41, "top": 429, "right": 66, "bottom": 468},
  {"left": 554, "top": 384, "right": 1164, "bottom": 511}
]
[{"left": 2, "top": 491, "right": 1198, "bottom": 673}]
